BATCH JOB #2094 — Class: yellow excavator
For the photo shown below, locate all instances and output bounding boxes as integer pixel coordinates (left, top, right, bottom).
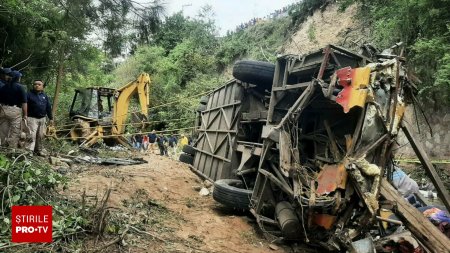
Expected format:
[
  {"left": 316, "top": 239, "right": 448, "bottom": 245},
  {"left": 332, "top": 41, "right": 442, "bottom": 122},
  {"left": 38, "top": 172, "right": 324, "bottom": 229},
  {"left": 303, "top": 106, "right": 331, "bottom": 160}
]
[{"left": 68, "top": 73, "right": 151, "bottom": 148}]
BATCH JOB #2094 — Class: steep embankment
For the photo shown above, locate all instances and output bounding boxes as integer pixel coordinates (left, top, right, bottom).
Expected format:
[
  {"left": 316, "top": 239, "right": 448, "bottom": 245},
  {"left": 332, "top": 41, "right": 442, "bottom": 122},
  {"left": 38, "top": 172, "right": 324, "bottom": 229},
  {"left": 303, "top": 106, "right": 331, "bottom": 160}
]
[{"left": 282, "top": 3, "right": 367, "bottom": 55}]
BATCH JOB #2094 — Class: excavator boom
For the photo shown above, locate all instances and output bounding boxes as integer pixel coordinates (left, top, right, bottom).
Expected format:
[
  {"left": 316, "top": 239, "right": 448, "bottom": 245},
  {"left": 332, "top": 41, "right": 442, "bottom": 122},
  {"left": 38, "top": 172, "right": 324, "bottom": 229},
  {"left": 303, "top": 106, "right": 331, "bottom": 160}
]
[{"left": 112, "top": 73, "right": 151, "bottom": 135}]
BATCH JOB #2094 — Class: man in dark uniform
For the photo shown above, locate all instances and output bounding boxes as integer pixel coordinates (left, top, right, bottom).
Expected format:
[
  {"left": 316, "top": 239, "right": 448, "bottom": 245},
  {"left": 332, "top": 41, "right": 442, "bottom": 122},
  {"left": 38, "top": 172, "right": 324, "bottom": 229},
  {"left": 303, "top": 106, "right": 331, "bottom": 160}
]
[
  {"left": 0, "top": 68, "right": 12, "bottom": 88},
  {"left": 157, "top": 134, "right": 167, "bottom": 156},
  {"left": 168, "top": 134, "right": 178, "bottom": 157},
  {"left": 148, "top": 130, "right": 157, "bottom": 154},
  {"left": 26, "top": 80, "right": 53, "bottom": 155},
  {"left": 0, "top": 70, "right": 27, "bottom": 148}
]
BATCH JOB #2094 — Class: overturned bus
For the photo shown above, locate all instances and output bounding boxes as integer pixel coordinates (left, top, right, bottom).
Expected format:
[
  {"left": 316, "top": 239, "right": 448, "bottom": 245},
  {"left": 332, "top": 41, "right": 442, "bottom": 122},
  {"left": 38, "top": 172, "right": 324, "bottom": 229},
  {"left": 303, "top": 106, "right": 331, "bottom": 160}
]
[{"left": 182, "top": 44, "right": 450, "bottom": 252}]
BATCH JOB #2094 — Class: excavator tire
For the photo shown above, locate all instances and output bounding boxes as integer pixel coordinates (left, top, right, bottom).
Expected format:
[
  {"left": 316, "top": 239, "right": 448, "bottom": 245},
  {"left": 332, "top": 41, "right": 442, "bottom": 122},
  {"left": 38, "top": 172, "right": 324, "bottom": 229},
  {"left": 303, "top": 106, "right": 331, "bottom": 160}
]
[
  {"left": 182, "top": 145, "right": 196, "bottom": 155},
  {"left": 179, "top": 153, "right": 194, "bottom": 165},
  {"left": 232, "top": 60, "right": 275, "bottom": 90},
  {"left": 213, "top": 179, "right": 252, "bottom": 210}
]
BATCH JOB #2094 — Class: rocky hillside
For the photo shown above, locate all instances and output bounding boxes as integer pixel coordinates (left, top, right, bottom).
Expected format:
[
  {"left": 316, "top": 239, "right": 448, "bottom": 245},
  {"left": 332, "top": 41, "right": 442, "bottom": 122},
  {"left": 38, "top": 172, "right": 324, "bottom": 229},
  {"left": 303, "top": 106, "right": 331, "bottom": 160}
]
[{"left": 282, "top": 3, "right": 368, "bottom": 54}]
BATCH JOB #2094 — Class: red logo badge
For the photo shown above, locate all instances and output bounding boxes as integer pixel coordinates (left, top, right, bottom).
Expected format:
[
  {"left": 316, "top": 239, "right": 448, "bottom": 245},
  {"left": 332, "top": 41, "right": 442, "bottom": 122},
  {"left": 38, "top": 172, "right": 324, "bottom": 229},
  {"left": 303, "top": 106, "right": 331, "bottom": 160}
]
[{"left": 12, "top": 206, "right": 52, "bottom": 243}]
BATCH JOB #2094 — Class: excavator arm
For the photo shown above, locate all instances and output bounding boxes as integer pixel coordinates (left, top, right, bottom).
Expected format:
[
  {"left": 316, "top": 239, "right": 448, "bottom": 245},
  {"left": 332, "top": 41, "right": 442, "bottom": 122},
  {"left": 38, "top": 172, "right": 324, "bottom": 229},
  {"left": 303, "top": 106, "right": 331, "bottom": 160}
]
[
  {"left": 68, "top": 73, "right": 151, "bottom": 149},
  {"left": 112, "top": 73, "right": 151, "bottom": 135}
]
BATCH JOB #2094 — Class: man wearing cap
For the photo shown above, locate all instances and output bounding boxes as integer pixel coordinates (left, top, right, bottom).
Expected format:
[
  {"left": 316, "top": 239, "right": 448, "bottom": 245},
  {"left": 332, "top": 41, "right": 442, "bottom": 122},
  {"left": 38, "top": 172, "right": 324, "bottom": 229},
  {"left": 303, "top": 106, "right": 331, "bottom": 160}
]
[
  {"left": 0, "top": 70, "right": 27, "bottom": 148},
  {"left": 26, "top": 80, "right": 53, "bottom": 155},
  {"left": 0, "top": 68, "right": 12, "bottom": 88}
]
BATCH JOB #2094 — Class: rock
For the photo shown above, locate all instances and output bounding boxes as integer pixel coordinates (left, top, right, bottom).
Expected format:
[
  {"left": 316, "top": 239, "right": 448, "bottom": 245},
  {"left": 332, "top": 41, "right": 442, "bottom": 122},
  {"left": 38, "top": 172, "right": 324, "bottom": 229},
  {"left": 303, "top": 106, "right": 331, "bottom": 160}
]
[
  {"left": 192, "top": 185, "right": 202, "bottom": 191},
  {"left": 203, "top": 180, "right": 213, "bottom": 188},
  {"left": 60, "top": 162, "right": 70, "bottom": 168},
  {"left": 49, "top": 156, "right": 61, "bottom": 166},
  {"left": 433, "top": 134, "right": 440, "bottom": 144},
  {"left": 425, "top": 141, "right": 432, "bottom": 149},
  {"left": 199, "top": 187, "right": 210, "bottom": 196},
  {"left": 56, "top": 167, "right": 68, "bottom": 175},
  {"left": 269, "top": 244, "right": 279, "bottom": 251},
  {"left": 443, "top": 113, "right": 450, "bottom": 122}
]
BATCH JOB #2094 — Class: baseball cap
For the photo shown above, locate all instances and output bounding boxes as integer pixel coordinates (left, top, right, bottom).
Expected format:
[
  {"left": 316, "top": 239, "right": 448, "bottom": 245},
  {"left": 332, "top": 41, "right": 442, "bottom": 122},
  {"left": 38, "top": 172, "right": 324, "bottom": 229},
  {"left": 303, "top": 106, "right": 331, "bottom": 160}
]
[{"left": 0, "top": 68, "right": 12, "bottom": 75}]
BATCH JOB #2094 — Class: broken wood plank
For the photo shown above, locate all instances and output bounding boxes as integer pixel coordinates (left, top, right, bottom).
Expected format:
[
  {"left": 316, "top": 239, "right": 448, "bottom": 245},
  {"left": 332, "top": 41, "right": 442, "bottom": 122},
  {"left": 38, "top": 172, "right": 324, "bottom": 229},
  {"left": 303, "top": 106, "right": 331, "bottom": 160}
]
[
  {"left": 380, "top": 178, "right": 450, "bottom": 253},
  {"left": 401, "top": 121, "right": 450, "bottom": 212}
]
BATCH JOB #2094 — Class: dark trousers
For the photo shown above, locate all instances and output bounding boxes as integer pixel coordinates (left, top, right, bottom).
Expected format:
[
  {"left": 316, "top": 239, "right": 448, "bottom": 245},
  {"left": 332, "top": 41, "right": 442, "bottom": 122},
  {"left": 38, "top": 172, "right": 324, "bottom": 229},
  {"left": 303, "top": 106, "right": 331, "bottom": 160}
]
[{"left": 158, "top": 144, "right": 167, "bottom": 156}]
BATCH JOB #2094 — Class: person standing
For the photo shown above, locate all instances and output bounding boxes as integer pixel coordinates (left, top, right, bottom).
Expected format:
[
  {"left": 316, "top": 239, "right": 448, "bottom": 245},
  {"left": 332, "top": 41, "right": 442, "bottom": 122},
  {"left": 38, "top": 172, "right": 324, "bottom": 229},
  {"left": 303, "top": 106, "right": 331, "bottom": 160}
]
[
  {"left": 157, "top": 134, "right": 167, "bottom": 156},
  {"left": 0, "top": 68, "right": 12, "bottom": 88},
  {"left": 168, "top": 134, "right": 178, "bottom": 158},
  {"left": 148, "top": 130, "right": 157, "bottom": 154},
  {"left": 26, "top": 80, "right": 53, "bottom": 155},
  {"left": 0, "top": 70, "right": 27, "bottom": 148},
  {"left": 142, "top": 134, "right": 149, "bottom": 152},
  {"left": 134, "top": 133, "right": 143, "bottom": 150},
  {"left": 179, "top": 134, "right": 188, "bottom": 149}
]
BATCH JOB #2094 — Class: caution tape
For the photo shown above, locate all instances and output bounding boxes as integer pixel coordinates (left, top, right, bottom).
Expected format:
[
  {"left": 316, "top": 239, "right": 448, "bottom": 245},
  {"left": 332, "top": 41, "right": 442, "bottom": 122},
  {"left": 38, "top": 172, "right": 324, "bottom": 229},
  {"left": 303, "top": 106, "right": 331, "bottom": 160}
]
[
  {"left": 394, "top": 158, "right": 450, "bottom": 164},
  {"left": 54, "top": 117, "right": 195, "bottom": 133},
  {"left": 54, "top": 89, "right": 213, "bottom": 128}
]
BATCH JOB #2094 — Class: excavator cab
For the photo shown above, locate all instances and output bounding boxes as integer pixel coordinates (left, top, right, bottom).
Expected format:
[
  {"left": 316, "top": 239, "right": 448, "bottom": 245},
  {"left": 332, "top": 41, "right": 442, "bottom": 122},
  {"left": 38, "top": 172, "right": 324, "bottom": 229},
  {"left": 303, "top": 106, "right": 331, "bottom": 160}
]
[
  {"left": 69, "top": 87, "right": 115, "bottom": 121},
  {"left": 68, "top": 73, "right": 151, "bottom": 148}
]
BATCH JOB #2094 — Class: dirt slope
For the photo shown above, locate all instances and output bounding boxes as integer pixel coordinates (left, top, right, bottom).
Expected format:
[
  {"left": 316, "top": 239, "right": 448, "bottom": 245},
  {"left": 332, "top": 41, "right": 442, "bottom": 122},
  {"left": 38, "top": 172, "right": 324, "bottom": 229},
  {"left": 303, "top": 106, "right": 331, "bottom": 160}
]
[
  {"left": 64, "top": 154, "right": 293, "bottom": 253},
  {"left": 282, "top": 3, "right": 369, "bottom": 55}
]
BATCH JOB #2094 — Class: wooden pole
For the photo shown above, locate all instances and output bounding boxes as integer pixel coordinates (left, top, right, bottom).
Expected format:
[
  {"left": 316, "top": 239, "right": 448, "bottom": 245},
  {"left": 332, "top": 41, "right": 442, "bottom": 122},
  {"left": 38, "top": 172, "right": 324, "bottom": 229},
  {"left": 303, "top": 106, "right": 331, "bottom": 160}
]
[{"left": 401, "top": 121, "right": 450, "bottom": 212}]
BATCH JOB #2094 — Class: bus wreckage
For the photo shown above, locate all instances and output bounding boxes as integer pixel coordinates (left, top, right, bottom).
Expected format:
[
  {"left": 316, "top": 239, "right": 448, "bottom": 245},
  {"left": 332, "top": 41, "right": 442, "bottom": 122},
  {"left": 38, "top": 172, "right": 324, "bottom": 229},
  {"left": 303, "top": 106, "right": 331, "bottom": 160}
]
[{"left": 183, "top": 44, "right": 450, "bottom": 252}]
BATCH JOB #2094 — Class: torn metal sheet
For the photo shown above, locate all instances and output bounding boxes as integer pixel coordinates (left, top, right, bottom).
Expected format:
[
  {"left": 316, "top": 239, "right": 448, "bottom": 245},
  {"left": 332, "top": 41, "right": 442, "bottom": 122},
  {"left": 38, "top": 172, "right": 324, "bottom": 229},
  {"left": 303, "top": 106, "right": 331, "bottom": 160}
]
[
  {"left": 312, "top": 213, "right": 337, "bottom": 230},
  {"left": 316, "top": 163, "right": 347, "bottom": 196},
  {"left": 336, "top": 66, "right": 371, "bottom": 113}
]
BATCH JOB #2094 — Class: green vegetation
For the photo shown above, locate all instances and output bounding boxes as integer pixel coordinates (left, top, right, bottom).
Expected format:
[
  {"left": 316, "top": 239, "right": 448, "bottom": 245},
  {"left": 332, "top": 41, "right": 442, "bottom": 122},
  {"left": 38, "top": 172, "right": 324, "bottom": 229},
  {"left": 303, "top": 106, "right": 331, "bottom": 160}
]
[
  {"left": 3, "top": 0, "right": 449, "bottom": 250},
  {"left": 0, "top": 0, "right": 295, "bottom": 132},
  {"left": 3, "top": 0, "right": 447, "bottom": 131},
  {"left": 307, "top": 23, "right": 317, "bottom": 43},
  {"left": 0, "top": 154, "right": 84, "bottom": 250},
  {"left": 288, "top": 0, "right": 328, "bottom": 26},
  {"left": 216, "top": 17, "right": 291, "bottom": 65},
  {"left": 341, "top": 0, "right": 450, "bottom": 107}
]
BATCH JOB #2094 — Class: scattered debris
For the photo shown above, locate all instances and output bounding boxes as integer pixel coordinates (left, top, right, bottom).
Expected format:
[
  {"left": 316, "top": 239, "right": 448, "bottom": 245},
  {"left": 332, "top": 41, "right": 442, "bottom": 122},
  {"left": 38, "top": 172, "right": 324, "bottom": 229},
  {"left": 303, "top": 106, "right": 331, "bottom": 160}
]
[{"left": 57, "top": 154, "right": 147, "bottom": 166}]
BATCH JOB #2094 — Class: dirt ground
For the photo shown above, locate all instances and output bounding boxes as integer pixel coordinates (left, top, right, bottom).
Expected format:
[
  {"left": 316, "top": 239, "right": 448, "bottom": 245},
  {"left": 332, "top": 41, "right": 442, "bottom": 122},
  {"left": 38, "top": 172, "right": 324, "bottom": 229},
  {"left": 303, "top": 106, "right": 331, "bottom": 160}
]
[{"left": 63, "top": 153, "right": 297, "bottom": 253}]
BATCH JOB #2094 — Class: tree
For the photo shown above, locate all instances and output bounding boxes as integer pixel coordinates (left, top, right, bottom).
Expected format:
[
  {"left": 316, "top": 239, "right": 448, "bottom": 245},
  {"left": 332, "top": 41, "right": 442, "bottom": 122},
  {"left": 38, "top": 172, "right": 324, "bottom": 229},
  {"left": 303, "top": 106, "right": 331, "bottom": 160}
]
[
  {"left": 346, "top": 0, "right": 450, "bottom": 107},
  {"left": 95, "top": 0, "right": 166, "bottom": 57}
]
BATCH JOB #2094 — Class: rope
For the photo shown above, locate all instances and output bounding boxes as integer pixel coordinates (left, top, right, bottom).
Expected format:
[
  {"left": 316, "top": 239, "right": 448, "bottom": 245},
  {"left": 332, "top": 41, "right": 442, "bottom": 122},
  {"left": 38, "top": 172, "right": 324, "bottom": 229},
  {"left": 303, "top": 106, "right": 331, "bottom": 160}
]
[
  {"left": 54, "top": 117, "right": 195, "bottom": 132},
  {"left": 55, "top": 127, "right": 196, "bottom": 140},
  {"left": 54, "top": 89, "right": 213, "bottom": 128},
  {"left": 394, "top": 158, "right": 450, "bottom": 164}
]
